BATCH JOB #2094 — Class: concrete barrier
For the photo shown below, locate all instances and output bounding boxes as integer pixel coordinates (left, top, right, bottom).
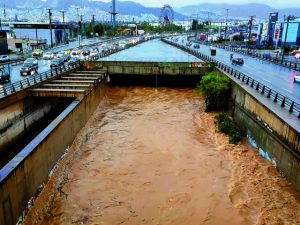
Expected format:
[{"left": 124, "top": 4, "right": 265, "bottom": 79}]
[{"left": 0, "top": 78, "right": 107, "bottom": 225}]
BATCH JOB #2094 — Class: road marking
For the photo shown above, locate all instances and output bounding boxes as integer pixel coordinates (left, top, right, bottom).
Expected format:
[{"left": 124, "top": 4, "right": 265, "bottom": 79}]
[
  {"left": 263, "top": 79, "right": 271, "bottom": 83},
  {"left": 282, "top": 88, "right": 292, "bottom": 93}
]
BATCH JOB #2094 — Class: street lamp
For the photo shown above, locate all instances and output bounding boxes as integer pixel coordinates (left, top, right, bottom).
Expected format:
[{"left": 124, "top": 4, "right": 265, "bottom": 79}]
[
  {"left": 61, "top": 10, "right": 66, "bottom": 44},
  {"left": 224, "top": 8, "right": 230, "bottom": 41},
  {"left": 47, "top": 8, "right": 53, "bottom": 48}
]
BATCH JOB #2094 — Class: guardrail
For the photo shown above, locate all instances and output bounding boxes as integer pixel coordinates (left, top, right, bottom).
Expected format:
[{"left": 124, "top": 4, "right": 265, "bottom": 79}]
[
  {"left": 163, "top": 38, "right": 300, "bottom": 119},
  {"left": 0, "top": 62, "right": 80, "bottom": 99},
  {"left": 0, "top": 58, "right": 25, "bottom": 67},
  {"left": 200, "top": 42, "right": 300, "bottom": 72}
]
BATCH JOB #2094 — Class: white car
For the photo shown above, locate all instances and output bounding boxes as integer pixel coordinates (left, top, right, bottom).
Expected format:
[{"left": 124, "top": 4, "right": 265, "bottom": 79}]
[
  {"left": 294, "top": 73, "right": 300, "bottom": 83},
  {"left": 0, "top": 55, "right": 10, "bottom": 62},
  {"left": 43, "top": 52, "right": 55, "bottom": 59}
]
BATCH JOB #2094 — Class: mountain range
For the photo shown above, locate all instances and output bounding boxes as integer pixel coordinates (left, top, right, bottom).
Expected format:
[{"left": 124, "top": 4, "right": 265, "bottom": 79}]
[{"left": 3, "top": 0, "right": 300, "bottom": 20}]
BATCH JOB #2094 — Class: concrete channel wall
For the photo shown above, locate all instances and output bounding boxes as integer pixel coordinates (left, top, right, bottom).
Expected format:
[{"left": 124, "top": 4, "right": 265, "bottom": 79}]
[
  {"left": 0, "top": 79, "right": 107, "bottom": 225},
  {"left": 229, "top": 79, "right": 300, "bottom": 191},
  {"left": 82, "top": 61, "right": 213, "bottom": 76},
  {"left": 0, "top": 96, "right": 73, "bottom": 152}
]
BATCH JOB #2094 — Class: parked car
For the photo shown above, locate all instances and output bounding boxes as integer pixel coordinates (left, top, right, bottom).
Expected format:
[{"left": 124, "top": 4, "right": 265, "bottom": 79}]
[
  {"left": 0, "top": 55, "right": 10, "bottom": 62},
  {"left": 294, "top": 73, "right": 300, "bottom": 83},
  {"left": 0, "top": 65, "right": 10, "bottom": 83},
  {"left": 20, "top": 62, "right": 38, "bottom": 76},
  {"left": 231, "top": 57, "right": 244, "bottom": 65},
  {"left": 43, "top": 52, "right": 55, "bottom": 59},
  {"left": 50, "top": 58, "right": 64, "bottom": 69},
  {"left": 32, "top": 49, "right": 43, "bottom": 57}
]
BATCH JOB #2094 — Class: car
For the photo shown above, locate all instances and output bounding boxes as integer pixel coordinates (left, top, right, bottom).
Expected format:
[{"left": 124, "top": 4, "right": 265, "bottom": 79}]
[
  {"left": 231, "top": 57, "right": 244, "bottom": 65},
  {"left": 0, "top": 65, "right": 10, "bottom": 83},
  {"left": 70, "top": 49, "right": 81, "bottom": 58},
  {"left": 274, "top": 48, "right": 282, "bottom": 54},
  {"left": 193, "top": 44, "right": 200, "bottom": 49},
  {"left": 0, "top": 55, "right": 10, "bottom": 62},
  {"left": 61, "top": 54, "right": 71, "bottom": 62},
  {"left": 43, "top": 52, "right": 55, "bottom": 59},
  {"left": 56, "top": 51, "right": 65, "bottom": 58},
  {"left": 20, "top": 63, "right": 38, "bottom": 76},
  {"left": 294, "top": 73, "right": 300, "bottom": 82},
  {"left": 50, "top": 57, "right": 64, "bottom": 69},
  {"left": 68, "top": 57, "right": 80, "bottom": 66},
  {"left": 24, "top": 58, "right": 38, "bottom": 68},
  {"left": 32, "top": 49, "right": 43, "bottom": 58}
]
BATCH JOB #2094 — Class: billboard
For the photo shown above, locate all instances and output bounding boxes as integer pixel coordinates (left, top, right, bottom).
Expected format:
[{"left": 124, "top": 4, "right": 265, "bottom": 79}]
[
  {"left": 282, "top": 23, "right": 299, "bottom": 42},
  {"left": 261, "top": 22, "right": 269, "bottom": 38},
  {"left": 274, "top": 24, "right": 281, "bottom": 41},
  {"left": 269, "top": 13, "right": 278, "bottom": 22}
]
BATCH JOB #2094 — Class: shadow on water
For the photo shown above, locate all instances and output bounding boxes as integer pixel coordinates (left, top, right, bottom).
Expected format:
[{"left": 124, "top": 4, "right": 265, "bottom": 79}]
[
  {"left": 108, "top": 74, "right": 203, "bottom": 88},
  {"left": 0, "top": 98, "right": 75, "bottom": 169}
]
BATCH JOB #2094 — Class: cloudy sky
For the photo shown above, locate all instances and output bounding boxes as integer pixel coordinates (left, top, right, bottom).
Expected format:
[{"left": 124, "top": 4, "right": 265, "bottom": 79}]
[{"left": 98, "top": 0, "right": 300, "bottom": 8}]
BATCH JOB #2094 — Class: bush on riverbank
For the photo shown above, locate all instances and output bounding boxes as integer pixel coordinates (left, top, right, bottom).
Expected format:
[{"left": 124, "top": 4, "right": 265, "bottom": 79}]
[
  {"left": 214, "top": 112, "right": 243, "bottom": 144},
  {"left": 196, "top": 71, "right": 231, "bottom": 111}
]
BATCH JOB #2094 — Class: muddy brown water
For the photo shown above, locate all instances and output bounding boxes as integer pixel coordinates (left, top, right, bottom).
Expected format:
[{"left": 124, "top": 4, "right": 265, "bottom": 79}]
[{"left": 24, "top": 87, "right": 300, "bottom": 225}]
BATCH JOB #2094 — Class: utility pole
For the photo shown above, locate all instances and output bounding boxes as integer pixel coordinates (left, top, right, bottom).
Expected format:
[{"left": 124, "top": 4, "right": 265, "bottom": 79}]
[
  {"left": 247, "top": 16, "right": 255, "bottom": 54},
  {"left": 224, "top": 8, "right": 230, "bottom": 41},
  {"left": 92, "top": 14, "right": 95, "bottom": 38},
  {"left": 281, "top": 15, "right": 294, "bottom": 63},
  {"left": 48, "top": 8, "right": 53, "bottom": 48},
  {"left": 61, "top": 10, "right": 66, "bottom": 44}
]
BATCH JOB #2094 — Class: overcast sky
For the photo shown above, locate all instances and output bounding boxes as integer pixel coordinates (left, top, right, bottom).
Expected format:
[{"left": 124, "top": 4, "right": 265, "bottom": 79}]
[{"left": 98, "top": 0, "right": 300, "bottom": 9}]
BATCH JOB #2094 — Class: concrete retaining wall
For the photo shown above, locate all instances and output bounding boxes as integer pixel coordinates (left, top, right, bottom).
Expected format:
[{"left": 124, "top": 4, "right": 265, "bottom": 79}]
[
  {"left": 230, "top": 81, "right": 300, "bottom": 191},
  {"left": 0, "top": 97, "right": 73, "bottom": 153},
  {"left": 81, "top": 61, "right": 213, "bottom": 76},
  {"left": 0, "top": 79, "right": 107, "bottom": 225}
]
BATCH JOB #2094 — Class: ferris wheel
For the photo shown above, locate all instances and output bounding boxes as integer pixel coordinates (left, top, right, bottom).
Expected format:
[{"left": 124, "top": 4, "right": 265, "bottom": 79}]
[{"left": 160, "top": 5, "right": 174, "bottom": 26}]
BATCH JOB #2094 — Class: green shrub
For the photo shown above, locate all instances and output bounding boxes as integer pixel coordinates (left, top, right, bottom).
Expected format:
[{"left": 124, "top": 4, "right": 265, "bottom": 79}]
[
  {"left": 214, "top": 113, "right": 243, "bottom": 144},
  {"left": 196, "top": 71, "right": 231, "bottom": 111}
]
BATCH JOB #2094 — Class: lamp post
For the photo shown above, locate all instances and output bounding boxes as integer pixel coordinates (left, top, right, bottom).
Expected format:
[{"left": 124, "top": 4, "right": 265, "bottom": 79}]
[
  {"left": 224, "top": 8, "right": 230, "bottom": 41},
  {"left": 61, "top": 10, "right": 66, "bottom": 44},
  {"left": 92, "top": 14, "right": 95, "bottom": 38},
  {"left": 47, "top": 8, "right": 53, "bottom": 48},
  {"left": 247, "top": 16, "right": 255, "bottom": 54}
]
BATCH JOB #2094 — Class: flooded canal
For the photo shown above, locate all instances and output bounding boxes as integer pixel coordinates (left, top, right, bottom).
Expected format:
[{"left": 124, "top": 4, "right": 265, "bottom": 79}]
[{"left": 24, "top": 87, "right": 300, "bottom": 225}]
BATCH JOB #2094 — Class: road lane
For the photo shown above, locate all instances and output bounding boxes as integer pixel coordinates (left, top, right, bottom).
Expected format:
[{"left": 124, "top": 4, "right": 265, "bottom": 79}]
[{"left": 183, "top": 41, "right": 300, "bottom": 103}]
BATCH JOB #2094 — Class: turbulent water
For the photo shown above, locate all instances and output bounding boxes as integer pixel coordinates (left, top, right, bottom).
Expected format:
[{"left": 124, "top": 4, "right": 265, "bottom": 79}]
[{"left": 24, "top": 87, "right": 300, "bottom": 225}]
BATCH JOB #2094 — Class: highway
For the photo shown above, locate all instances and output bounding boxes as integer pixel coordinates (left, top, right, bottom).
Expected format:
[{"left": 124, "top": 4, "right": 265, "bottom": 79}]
[
  {"left": 176, "top": 38, "right": 300, "bottom": 103},
  {"left": 1, "top": 36, "right": 123, "bottom": 86}
]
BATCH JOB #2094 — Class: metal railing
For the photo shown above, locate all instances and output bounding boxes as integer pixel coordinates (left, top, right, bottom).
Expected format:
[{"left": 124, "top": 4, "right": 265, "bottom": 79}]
[
  {"left": 162, "top": 38, "right": 300, "bottom": 118},
  {"left": 0, "top": 62, "right": 80, "bottom": 99}
]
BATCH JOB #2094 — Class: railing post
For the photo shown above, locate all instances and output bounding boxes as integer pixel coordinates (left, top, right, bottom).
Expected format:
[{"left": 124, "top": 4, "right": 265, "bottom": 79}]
[
  {"left": 289, "top": 101, "right": 294, "bottom": 112},
  {"left": 274, "top": 93, "right": 278, "bottom": 102},
  {"left": 256, "top": 82, "right": 260, "bottom": 90},
  {"left": 281, "top": 97, "right": 286, "bottom": 107},
  {"left": 261, "top": 85, "right": 265, "bottom": 94},
  {"left": 246, "top": 77, "right": 249, "bottom": 84},
  {"left": 267, "top": 89, "right": 271, "bottom": 98},
  {"left": 251, "top": 80, "right": 254, "bottom": 87}
]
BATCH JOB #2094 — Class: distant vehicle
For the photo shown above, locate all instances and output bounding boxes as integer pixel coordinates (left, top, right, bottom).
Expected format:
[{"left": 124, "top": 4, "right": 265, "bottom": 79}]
[
  {"left": 274, "top": 48, "right": 282, "bottom": 54},
  {"left": 240, "top": 44, "right": 247, "bottom": 49},
  {"left": 43, "top": 52, "right": 55, "bottom": 59},
  {"left": 231, "top": 57, "right": 244, "bottom": 65},
  {"left": 20, "top": 63, "right": 38, "bottom": 76},
  {"left": 210, "top": 47, "right": 216, "bottom": 56},
  {"left": 193, "top": 44, "right": 200, "bottom": 49},
  {"left": 0, "top": 55, "right": 10, "bottom": 62},
  {"left": 294, "top": 73, "right": 300, "bottom": 83},
  {"left": 70, "top": 49, "right": 81, "bottom": 58},
  {"left": 68, "top": 57, "right": 80, "bottom": 66},
  {"left": 61, "top": 54, "right": 71, "bottom": 62},
  {"left": 56, "top": 51, "right": 65, "bottom": 58},
  {"left": 0, "top": 65, "right": 10, "bottom": 83},
  {"left": 118, "top": 41, "right": 127, "bottom": 48},
  {"left": 50, "top": 58, "right": 64, "bottom": 69},
  {"left": 32, "top": 49, "right": 43, "bottom": 57},
  {"left": 24, "top": 58, "right": 38, "bottom": 68}
]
